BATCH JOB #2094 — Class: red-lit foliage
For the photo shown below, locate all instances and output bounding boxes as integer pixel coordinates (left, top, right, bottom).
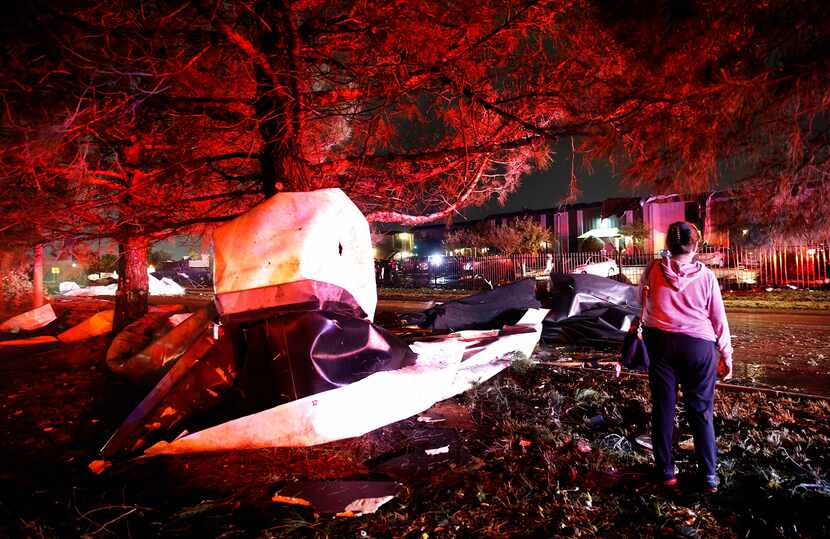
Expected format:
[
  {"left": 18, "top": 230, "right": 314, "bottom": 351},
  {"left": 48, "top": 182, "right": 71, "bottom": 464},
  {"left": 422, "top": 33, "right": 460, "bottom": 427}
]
[
  {"left": 1, "top": 0, "right": 827, "bottom": 325},
  {"left": 581, "top": 0, "right": 830, "bottom": 240}
]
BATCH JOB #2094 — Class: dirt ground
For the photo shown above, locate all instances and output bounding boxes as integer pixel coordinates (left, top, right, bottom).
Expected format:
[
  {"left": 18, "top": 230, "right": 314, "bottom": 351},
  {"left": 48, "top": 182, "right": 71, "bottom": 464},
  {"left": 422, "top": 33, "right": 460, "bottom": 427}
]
[{"left": 1, "top": 300, "right": 829, "bottom": 538}]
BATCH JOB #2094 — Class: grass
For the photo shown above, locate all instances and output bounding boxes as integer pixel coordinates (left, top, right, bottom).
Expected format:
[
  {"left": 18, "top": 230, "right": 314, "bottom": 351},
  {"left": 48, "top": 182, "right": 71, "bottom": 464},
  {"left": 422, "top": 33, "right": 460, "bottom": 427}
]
[
  {"left": 722, "top": 289, "right": 830, "bottom": 311},
  {"left": 376, "top": 286, "right": 830, "bottom": 312},
  {"left": 377, "top": 287, "right": 473, "bottom": 302}
]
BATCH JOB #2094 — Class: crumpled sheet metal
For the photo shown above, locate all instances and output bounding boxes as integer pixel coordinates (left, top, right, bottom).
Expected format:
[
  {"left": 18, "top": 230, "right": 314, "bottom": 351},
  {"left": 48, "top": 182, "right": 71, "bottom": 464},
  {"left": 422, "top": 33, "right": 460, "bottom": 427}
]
[
  {"left": 272, "top": 481, "right": 401, "bottom": 516},
  {"left": 212, "top": 188, "right": 377, "bottom": 320},
  {"left": 106, "top": 307, "right": 210, "bottom": 386},
  {"left": 545, "top": 272, "right": 640, "bottom": 322},
  {"left": 216, "top": 279, "right": 368, "bottom": 324},
  {"left": 542, "top": 273, "right": 639, "bottom": 346},
  {"left": 57, "top": 310, "right": 114, "bottom": 342},
  {"left": 235, "top": 310, "right": 417, "bottom": 409},
  {"left": 143, "top": 309, "right": 548, "bottom": 455},
  {"left": 100, "top": 324, "right": 237, "bottom": 458},
  {"left": 0, "top": 303, "right": 56, "bottom": 333},
  {"left": 0, "top": 335, "right": 58, "bottom": 347},
  {"left": 542, "top": 305, "right": 637, "bottom": 346}
]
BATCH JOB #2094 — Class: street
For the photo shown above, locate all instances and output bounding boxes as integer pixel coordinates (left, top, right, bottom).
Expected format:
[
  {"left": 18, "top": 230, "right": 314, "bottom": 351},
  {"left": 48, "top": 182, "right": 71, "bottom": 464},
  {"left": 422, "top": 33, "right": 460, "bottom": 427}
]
[{"left": 728, "top": 311, "right": 830, "bottom": 395}]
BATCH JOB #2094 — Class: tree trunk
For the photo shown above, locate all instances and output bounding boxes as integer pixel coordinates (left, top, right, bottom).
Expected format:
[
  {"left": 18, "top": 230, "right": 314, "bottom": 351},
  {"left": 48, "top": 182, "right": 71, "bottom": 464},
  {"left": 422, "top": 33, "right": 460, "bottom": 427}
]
[
  {"left": 32, "top": 244, "right": 44, "bottom": 308},
  {"left": 114, "top": 236, "right": 149, "bottom": 333},
  {"left": 253, "top": 2, "right": 307, "bottom": 198}
]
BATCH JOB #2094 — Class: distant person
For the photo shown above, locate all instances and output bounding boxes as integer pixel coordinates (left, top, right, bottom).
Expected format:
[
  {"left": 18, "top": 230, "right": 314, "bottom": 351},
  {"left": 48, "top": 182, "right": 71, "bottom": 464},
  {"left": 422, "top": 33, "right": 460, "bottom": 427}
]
[{"left": 639, "top": 221, "right": 733, "bottom": 492}]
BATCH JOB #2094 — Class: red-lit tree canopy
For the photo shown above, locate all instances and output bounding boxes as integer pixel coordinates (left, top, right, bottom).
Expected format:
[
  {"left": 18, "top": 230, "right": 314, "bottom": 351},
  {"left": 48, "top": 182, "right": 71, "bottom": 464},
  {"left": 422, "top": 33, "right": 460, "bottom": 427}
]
[
  {"left": 582, "top": 0, "right": 830, "bottom": 239},
  {"left": 1, "top": 0, "right": 828, "bottom": 325}
]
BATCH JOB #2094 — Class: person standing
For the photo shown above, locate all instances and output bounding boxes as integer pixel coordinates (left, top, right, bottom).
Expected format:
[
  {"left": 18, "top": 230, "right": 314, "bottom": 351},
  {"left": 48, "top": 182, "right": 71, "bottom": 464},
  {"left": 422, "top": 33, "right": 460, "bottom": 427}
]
[{"left": 640, "top": 221, "right": 733, "bottom": 492}]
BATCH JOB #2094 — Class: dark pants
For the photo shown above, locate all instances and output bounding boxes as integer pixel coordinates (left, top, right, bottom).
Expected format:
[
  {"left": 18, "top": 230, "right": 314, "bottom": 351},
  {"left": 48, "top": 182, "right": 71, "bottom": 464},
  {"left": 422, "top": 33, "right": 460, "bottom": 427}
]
[{"left": 643, "top": 327, "right": 719, "bottom": 485}]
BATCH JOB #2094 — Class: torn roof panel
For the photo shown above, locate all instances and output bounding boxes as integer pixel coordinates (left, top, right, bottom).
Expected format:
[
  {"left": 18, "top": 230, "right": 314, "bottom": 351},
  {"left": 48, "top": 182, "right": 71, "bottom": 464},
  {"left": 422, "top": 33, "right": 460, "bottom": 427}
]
[{"left": 212, "top": 188, "right": 377, "bottom": 320}]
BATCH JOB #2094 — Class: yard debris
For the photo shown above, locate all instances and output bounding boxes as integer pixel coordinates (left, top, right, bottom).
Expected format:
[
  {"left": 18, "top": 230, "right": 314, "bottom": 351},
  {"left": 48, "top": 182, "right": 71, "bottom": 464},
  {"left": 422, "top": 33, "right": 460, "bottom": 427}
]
[
  {"left": 105, "top": 306, "right": 208, "bottom": 386},
  {"left": 61, "top": 272, "right": 185, "bottom": 297},
  {"left": 0, "top": 335, "right": 58, "bottom": 347},
  {"left": 575, "top": 438, "right": 592, "bottom": 453},
  {"left": 233, "top": 310, "right": 416, "bottom": 408},
  {"left": 100, "top": 323, "right": 237, "bottom": 458},
  {"left": 167, "top": 313, "right": 193, "bottom": 327},
  {"left": 0, "top": 303, "right": 57, "bottom": 333},
  {"left": 62, "top": 283, "right": 118, "bottom": 297},
  {"left": 143, "top": 309, "right": 547, "bottom": 455},
  {"left": 401, "top": 278, "right": 541, "bottom": 330},
  {"left": 678, "top": 437, "right": 696, "bottom": 451},
  {"left": 5, "top": 305, "right": 830, "bottom": 537},
  {"left": 58, "top": 281, "right": 80, "bottom": 294},
  {"left": 542, "top": 273, "right": 640, "bottom": 346},
  {"left": 88, "top": 459, "right": 112, "bottom": 475},
  {"left": 415, "top": 402, "right": 475, "bottom": 430},
  {"left": 635, "top": 434, "right": 653, "bottom": 451},
  {"left": 57, "top": 310, "right": 114, "bottom": 342},
  {"left": 272, "top": 481, "right": 400, "bottom": 516},
  {"left": 102, "top": 189, "right": 549, "bottom": 458}
]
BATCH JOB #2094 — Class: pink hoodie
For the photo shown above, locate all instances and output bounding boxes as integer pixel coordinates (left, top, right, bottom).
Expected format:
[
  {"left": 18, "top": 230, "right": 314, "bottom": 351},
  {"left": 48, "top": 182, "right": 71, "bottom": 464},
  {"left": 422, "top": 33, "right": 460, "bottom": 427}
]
[{"left": 641, "top": 255, "right": 733, "bottom": 361}]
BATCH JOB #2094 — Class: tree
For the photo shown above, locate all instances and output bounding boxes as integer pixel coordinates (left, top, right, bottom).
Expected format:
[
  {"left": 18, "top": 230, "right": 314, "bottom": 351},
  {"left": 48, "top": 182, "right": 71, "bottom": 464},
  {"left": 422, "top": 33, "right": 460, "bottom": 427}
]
[
  {"left": 510, "top": 217, "right": 552, "bottom": 254},
  {"left": 2, "top": 0, "right": 828, "bottom": 329},
  {"left": 619, "top": 223, "right": 649, "bottom": 248},
  {"left": 443, "top": 225, "right": 492, "bottom": 255},
  {"left": 148, "top": 250, "right": 173, "bottom": 269},
  {"left": 445, "top": 217, "right": 551, "bottom": 255},
  {"left": 485, "top": 225, "right": 524, "bottom": 256},
  {"left": 86, "top": 254, "right": 119, "bottom": 276},
  {"left": 6, "top": 0, "right": 588, "bottom": 327},
  {"left": 581, "top": 0, "right": 830, "bottom": 238},
  {"left": 1, "top": 0, "right": 261, "bottom": 328}
]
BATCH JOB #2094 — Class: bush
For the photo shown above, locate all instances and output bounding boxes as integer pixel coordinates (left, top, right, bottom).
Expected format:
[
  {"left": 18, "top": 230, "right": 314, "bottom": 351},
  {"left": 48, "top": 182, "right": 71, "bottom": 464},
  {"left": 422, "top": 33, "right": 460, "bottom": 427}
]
[{"left": 0, "top": 270, "right": 33, "bottom": 315}]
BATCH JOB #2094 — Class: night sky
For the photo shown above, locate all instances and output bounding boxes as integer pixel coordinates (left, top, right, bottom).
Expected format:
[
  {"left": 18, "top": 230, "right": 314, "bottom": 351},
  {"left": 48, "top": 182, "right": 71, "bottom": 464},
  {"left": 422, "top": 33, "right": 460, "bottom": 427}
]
[{"left": 461, "top": 150, "right": 648, "bottom": 221}]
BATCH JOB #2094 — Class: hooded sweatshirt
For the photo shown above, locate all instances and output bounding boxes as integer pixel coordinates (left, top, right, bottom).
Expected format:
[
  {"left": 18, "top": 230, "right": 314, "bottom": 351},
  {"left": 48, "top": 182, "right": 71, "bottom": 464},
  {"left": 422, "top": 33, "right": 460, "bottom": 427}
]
[{"left": 641, "top": 255, "right": 733, "bottom": 361}]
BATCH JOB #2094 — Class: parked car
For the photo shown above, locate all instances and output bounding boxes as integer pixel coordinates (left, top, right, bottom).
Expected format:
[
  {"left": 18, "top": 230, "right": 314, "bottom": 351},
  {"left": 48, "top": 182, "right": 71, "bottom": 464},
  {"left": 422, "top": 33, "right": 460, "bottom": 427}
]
[
  {"left": 374, "top": 256, "right": 398, "bottom": 282},
  {"left": 571, "top": 256, "right": 620, "bottom": 278},
  {"left": 696, "top": 250, "right": 726, "bottom": 267},
  {"left": 461, "top": 257, "right": 518, "bottom": 285}
]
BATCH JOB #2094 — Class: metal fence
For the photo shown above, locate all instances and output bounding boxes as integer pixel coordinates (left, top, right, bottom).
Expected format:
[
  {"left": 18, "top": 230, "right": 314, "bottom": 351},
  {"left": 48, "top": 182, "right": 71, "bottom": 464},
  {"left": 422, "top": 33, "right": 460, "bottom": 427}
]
[{"left": 377, "top": 244, "right": 830, "bottom": 291}]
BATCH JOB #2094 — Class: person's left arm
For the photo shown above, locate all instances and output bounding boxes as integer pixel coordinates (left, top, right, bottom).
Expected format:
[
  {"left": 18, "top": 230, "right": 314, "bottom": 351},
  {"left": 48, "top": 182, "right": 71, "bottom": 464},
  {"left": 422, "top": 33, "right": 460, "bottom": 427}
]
[{"left": 708, "top": 272, "right": 733, "bottom": 379}]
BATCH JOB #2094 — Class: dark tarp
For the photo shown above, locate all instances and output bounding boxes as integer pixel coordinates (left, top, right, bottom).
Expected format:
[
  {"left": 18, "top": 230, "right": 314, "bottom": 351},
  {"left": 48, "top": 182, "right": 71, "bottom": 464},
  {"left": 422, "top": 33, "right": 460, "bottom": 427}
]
[
  {"left": 545, "top": 273, "right": 640, "bottom": 321},
  {"left": 542, "top": 273, "right": 640, "bottom": 346},
  {"left": 234, "top": 309, "right": 417, "bottom": 411},
  {"left": 401, "top": 278, "right": 541, "bottom": 331},
  {"left": 542, "top": 305, "right": 638, "bottom": 347}
]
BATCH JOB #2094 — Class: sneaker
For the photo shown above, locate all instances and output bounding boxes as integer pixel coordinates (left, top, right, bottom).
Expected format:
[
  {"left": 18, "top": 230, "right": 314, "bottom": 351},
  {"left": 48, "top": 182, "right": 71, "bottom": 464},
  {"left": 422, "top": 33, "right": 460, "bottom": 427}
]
[{"left": 702, "top": 474, "right": 720, "bottom": 493}]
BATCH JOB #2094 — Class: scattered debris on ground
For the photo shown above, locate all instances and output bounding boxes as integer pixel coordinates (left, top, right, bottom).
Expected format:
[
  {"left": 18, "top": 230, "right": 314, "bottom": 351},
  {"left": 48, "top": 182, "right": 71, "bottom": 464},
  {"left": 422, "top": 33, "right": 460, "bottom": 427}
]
[{"left": 1, "top": 324, "right": 828, "bottom": 537}]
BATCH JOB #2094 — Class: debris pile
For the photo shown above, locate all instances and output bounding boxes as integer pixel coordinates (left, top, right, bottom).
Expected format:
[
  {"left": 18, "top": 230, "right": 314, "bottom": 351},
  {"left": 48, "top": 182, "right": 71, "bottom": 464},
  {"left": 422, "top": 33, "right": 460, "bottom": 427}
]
[
  {"left": 61, "top": 272, "right": 185, "bottom": 297},
  {"left": 97, "top": 188, "right": 548, "bottom": 460}
]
